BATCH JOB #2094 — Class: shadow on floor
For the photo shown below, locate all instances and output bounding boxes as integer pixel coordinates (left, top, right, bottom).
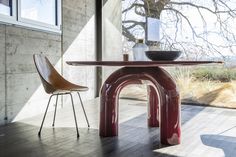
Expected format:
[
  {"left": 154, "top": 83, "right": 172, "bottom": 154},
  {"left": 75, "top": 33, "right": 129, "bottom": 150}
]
[
  {"left": 201, "top": 134, "right": 236, "bottom": 157},
  {"left": 0, "top": 104, "right": 208, "bottom": 157},
  {"left": 0, "top": 122, "right": 182, "bottom": 157}
]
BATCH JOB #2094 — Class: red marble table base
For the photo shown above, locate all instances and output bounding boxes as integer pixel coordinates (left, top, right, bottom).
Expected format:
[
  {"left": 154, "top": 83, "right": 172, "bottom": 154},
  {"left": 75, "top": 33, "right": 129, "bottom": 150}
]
[{"left": 99, "top": 67, "right": 181, "bottom": 145}]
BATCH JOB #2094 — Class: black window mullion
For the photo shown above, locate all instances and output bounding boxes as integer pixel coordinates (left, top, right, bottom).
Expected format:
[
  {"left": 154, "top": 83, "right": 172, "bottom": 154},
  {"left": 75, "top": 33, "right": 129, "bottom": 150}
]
[
  {"left": 55, "top": 0, "right": 58, "bottom": 26},
  {"left": 9, "top": 0, "right": 12, "bottom": 16}
]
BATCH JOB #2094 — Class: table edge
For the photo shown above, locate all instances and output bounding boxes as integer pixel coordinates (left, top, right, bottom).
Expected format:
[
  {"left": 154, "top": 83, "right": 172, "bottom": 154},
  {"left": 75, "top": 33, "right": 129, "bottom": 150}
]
[{"left": 66, "top": 61, "right": 224, "bottom": 67}]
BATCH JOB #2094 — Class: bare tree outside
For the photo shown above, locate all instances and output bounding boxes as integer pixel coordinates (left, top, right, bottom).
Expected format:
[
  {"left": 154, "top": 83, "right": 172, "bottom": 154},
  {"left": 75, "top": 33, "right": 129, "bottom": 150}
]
[
  {"left": 120, "top": 0, "right": 236, "bottom": 108},
  {"left": 122, "top": 0, "right": 236, "bottom": 59}
]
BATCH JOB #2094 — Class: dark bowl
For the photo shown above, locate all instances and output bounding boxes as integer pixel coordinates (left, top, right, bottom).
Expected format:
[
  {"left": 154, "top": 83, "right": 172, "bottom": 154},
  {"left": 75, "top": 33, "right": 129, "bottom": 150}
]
[{"left": 145, "top": 50, "right": 182, "bottom": 61}]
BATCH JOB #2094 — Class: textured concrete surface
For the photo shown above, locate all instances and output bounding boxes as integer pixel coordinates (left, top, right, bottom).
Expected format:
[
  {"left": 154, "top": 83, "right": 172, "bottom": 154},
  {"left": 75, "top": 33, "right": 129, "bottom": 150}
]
[
  {"left": 3, "top": 26, "right": 61, "bottom": 123},
  {"left": 102, "top": 0, "right": 122, "bottom": 81},
  {"left": 0, "top": 74, "right": 5, "bottom": 125},
  {"left": 0, "top": 25, "right": 5, "bottom": 74},
  {"left": 0, "top": 0, "right": 97, "bottom": 125},
  {"left": 0, "top": 25, "right": 5, "bottom": 125},
  {"left": 62, "top": 0, "right": 96, "bottom": 100}
]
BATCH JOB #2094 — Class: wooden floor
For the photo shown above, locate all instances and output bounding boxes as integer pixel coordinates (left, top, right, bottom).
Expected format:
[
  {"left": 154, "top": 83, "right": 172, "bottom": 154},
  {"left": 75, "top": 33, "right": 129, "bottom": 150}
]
[{"left": 1, "top": 98, "right": 236, "bottom": 157}]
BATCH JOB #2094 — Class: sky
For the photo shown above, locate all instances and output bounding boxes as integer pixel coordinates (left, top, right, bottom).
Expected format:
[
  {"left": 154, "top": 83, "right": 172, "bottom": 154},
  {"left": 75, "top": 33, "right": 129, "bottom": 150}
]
[
  {"left": 122, "top": 0, "right": 236, "bottom": 58},
  {"left": 20, "top": 0, "right": 56, "bottom": 25}
]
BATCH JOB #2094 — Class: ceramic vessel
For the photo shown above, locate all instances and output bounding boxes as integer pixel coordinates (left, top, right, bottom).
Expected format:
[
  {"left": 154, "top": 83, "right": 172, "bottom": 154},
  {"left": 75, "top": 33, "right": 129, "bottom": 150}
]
[{"left": 145, "top": 50, "right": 182, "bottom": 61}]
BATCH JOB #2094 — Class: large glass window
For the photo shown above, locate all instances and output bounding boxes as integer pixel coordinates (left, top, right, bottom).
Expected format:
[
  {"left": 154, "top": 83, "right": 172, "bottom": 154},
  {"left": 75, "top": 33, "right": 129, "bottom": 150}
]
[
  {"left": 20, "top": 0, "right": 57, "bottom": 25},
  {"left": 0, "top": 0, "right": 61, "bottom": 33},
  {"left": 119, "top": 0, "right": 236, "bottom": 109},
  {"left": 0, "top": 0, "right": 12, "bottom": 16}
]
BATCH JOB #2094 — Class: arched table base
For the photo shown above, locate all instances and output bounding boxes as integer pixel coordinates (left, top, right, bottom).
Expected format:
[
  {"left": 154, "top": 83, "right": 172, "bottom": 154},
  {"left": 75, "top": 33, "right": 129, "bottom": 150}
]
[
  {"left": 99, "top": 67, "right": 181, "bottom": 145},
  {"left": 147, "top": 85, "right": 160, "bottom": 127}
]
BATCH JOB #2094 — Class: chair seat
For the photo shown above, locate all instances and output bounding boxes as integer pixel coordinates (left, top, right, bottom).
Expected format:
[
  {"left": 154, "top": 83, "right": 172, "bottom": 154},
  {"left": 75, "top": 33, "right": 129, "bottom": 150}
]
[
  {"left": 33, "top": 54, "right": 88, "bottom": 94},
  {"left": 34, "top": 54, "right": 90, "bottom": 137},
  {"left": 50, "top": 76, "right": 89, "bottom": 93},
  {"left": 52, "top": 83, "right": 88, "bottom": 94}
]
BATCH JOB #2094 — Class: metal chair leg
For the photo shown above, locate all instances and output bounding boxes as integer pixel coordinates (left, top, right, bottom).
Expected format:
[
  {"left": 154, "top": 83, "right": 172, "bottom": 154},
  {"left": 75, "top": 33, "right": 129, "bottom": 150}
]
[
  {"left": 69, "top": 93, "right": 80, "bottom": 138},
  {"left": 77, "top": 92, "right": 90, "bottom": 128},
  {"left": 52, "top": 94, "right": 59, "bottom": 127},
  {"left": 38, "top": 94, "right": 54, "bottom": 137}
]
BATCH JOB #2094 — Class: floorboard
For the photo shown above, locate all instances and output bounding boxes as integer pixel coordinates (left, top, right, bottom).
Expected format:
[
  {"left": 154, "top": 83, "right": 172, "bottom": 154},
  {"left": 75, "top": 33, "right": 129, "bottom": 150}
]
[{"left": 1, "top": 98, "right": 236, "bottom": 157}]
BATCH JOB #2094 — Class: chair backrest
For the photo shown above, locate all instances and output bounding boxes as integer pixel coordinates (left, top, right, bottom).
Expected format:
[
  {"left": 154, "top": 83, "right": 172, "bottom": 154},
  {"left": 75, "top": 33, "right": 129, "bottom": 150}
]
[{"left": 33, "top": 54, "right": 62, "bottom": 94}]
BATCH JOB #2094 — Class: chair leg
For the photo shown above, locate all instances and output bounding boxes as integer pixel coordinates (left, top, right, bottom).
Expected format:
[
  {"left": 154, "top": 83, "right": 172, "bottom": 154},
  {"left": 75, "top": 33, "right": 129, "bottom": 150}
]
[
  {"left": 69, "top": 93, "right": 80, "bottom": 138},
  {"left": 77, "top": 92, "right": 90, "bottom": 128},
  {"left": 38, "top": 94, "right": 54, "bottom": 137},
  {"left": 52, "top": 94, "right": 59, "bottom": 127}
]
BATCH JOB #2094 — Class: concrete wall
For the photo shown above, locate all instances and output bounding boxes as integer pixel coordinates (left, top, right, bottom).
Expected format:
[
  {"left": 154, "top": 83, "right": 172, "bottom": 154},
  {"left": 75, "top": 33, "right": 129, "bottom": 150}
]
[
  {"left": 102, "top": 0, "right": 122, "bottom": 80},
  {"left": 0, "top": 0, "right": 96, "bottom": 125},
  {"left": 0, "top": 25, "right": 6, "bottom": 125},
  {"left": 63, "top": 0, "right": 96, "bottom": 101},
  {"left": 1, "top": 26, "right": 61, "bottom": 123}
]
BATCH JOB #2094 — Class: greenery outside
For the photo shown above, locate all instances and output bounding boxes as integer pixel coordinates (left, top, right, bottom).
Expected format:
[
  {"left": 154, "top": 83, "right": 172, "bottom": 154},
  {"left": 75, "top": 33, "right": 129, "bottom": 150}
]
[
  {"left": 169, "top": 66, "right": 236, "bottom": 108},
  {"left": 120, "top": 0, "right": 236, "bottom": 109}
]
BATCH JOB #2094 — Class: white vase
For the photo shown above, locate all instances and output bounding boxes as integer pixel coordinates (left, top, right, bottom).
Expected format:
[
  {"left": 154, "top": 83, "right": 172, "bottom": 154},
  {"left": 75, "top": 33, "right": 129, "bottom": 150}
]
[{"left": 132, "top": 39, "right": 149, "bottom": 61}]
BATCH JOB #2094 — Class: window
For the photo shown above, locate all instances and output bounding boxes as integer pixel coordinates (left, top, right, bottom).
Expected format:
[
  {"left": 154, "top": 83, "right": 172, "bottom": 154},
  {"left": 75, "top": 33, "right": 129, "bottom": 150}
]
[
  {"left": 19, "top": 0, "right": 57, "bottom": 26},
  {"left": 0, "top": 0, "right": 12, "bottom": 16},
  {"left": 0, "top": 0, "right": 61, "bottom": 33}
]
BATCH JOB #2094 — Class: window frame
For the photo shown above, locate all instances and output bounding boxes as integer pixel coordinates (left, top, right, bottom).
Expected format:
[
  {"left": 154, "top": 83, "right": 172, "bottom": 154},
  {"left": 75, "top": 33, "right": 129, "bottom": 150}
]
[
  {"left": 0, "top": 0, "right": 16, "bottom": 23},
  {"left": 0, "top": 0, "right": 61, "bottom": 34}
]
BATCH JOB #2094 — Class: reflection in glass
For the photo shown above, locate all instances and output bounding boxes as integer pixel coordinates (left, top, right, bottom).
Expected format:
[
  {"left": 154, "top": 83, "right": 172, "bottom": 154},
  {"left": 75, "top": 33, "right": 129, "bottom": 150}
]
[
  {"left": 147, "top": 17, "right": 160, "bottom": 42},
  {"left": 122, "top": 0, "right": 151, "bottom": 56},
  {"left": 20, "top": 0, "right": 57, "bottom": 25},
  {"left": 0, "top": 0, "right": 12, "bottom": 16}
]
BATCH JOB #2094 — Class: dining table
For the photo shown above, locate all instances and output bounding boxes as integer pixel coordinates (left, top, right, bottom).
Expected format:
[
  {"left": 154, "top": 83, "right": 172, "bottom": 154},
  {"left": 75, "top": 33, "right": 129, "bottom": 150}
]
[{"left": 66, "top": 60, "right": 223, "bottom": 145}]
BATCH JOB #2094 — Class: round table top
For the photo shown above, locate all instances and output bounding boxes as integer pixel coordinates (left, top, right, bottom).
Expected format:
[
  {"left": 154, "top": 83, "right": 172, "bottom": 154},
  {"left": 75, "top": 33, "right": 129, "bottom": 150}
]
[{"left": 66, "top": 60, "right": 223, "bottom": 67}]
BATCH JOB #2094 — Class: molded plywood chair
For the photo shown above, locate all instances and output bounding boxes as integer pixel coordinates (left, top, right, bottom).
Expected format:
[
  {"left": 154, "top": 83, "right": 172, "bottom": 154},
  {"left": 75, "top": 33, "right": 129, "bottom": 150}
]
[{"left": 33, "top": 54, "right": 90, "bottom": 137}]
